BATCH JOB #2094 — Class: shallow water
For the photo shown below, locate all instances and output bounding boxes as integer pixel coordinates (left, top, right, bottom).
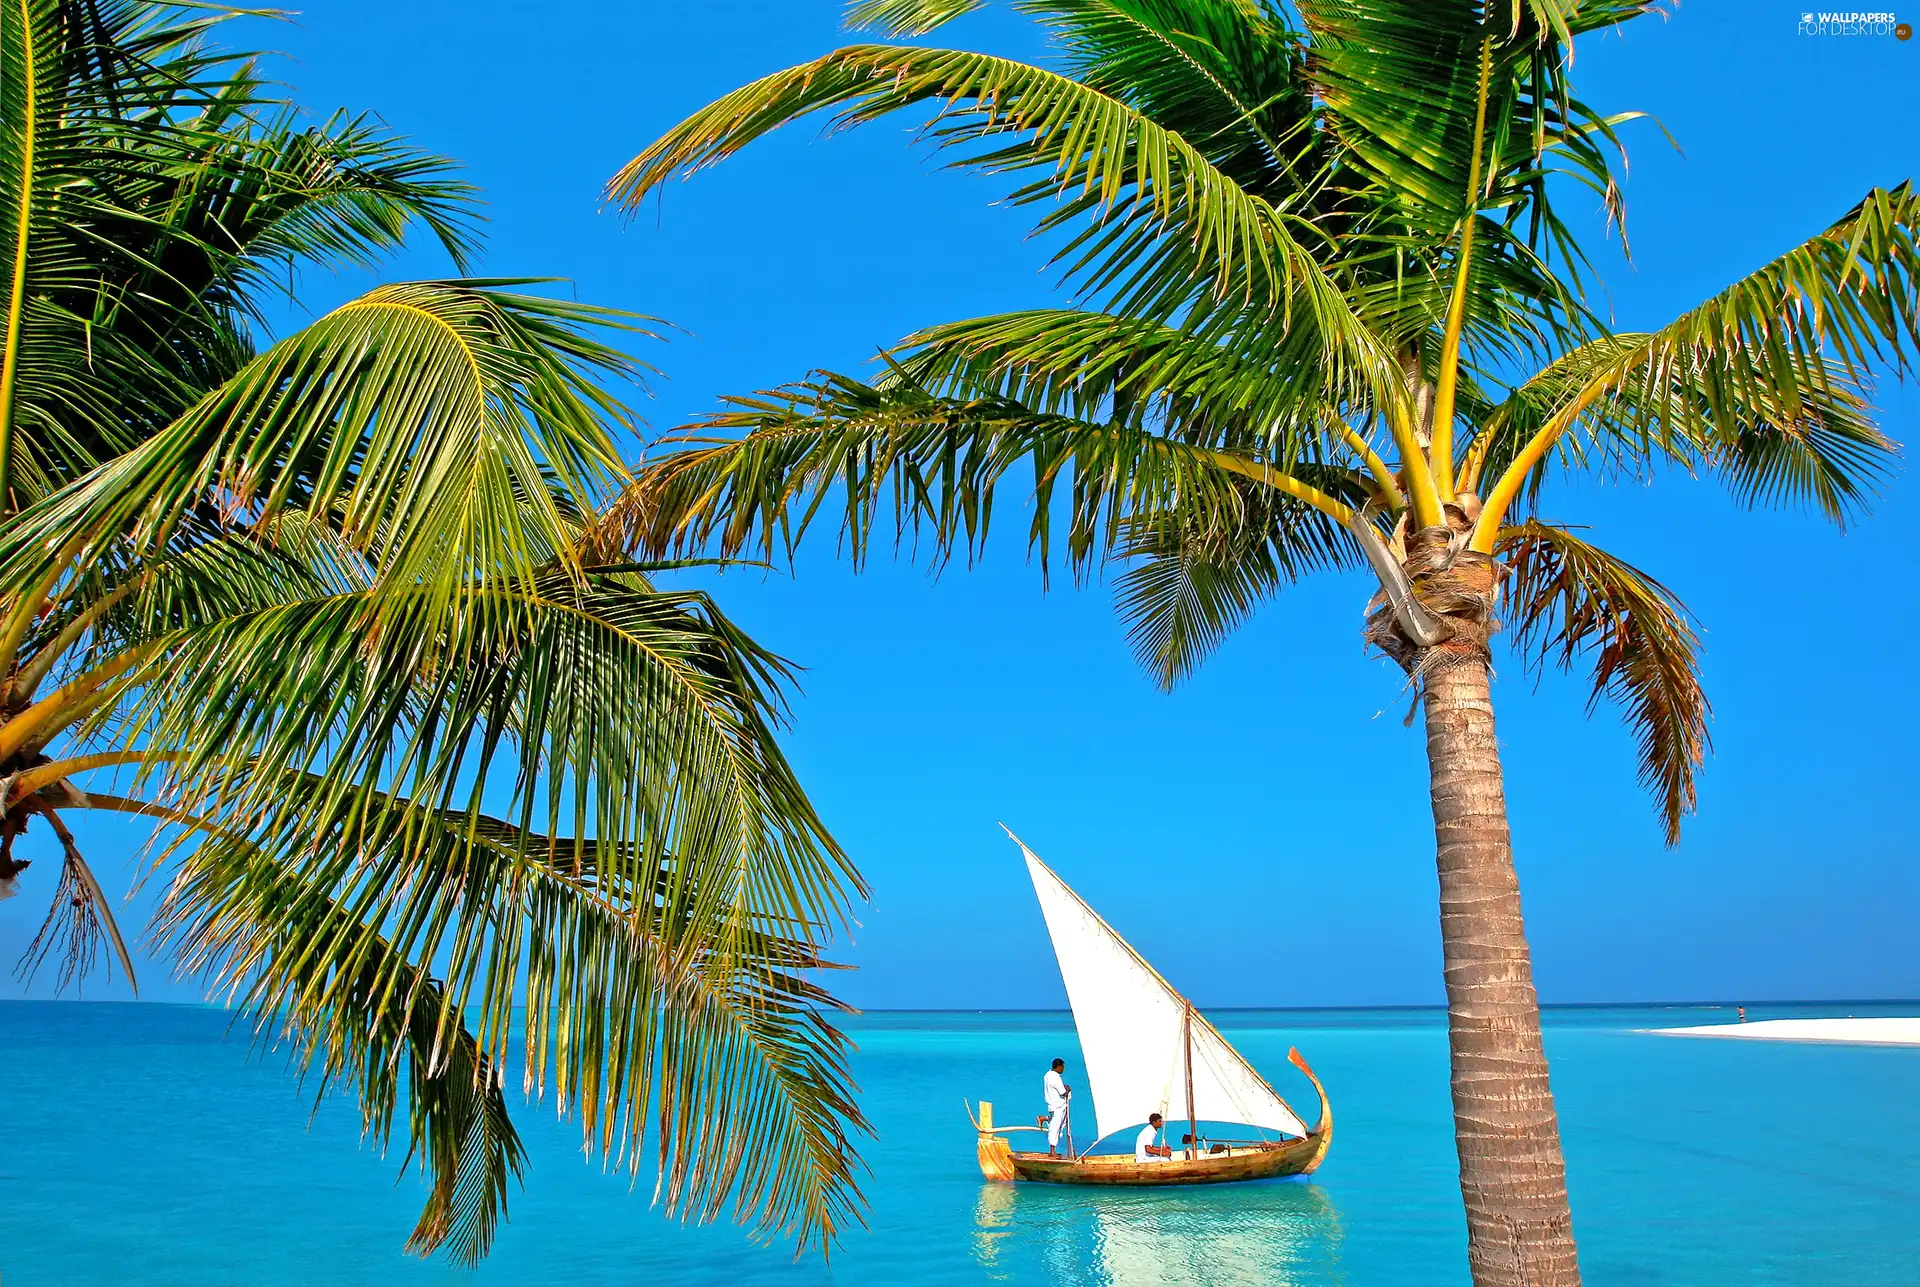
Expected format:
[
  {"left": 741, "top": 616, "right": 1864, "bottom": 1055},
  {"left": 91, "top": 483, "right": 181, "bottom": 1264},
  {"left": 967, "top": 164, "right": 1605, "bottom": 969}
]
[{"left": 2, "top": 1001, "right": 1915, "bottom": 1285}]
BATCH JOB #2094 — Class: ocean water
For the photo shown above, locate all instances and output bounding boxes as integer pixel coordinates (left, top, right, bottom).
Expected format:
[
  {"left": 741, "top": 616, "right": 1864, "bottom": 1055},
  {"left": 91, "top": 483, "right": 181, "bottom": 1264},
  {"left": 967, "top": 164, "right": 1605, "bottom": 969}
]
[{"left": 2, "top": 1001, "right": 1915, "bottom": 1286}]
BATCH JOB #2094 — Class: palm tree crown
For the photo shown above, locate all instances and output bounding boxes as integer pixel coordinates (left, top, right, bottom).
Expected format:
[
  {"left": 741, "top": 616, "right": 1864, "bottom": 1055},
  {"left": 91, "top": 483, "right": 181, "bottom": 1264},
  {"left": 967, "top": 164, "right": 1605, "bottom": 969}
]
[{"left": 612, "top": 0, "right": 1914, "bottom": 841}]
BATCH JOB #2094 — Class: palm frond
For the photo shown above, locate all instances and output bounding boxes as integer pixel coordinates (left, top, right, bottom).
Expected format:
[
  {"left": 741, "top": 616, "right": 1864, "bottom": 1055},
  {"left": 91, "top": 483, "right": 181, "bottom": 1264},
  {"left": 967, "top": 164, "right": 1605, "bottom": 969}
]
[
  {"left": 0, "top": 280, "right": 652, "bottom": 656},
  {"left": 145, "top": 762, "right": 864, "bottom": 1258},
  {"left": 29, "top": 536, "right": 870, "bottom": 1253},
  {"left": 0, "top": 6, "right": 481, "bottom": 505},
  {"left": 890, "top": 307, "right": 1378, "bottom": 456},
  {"left": 1021, "top": 0, "right": 1310, "bottom": 195},
  {"left": 1287, "top": 0, "right": 1653, "bottom": 358},
  {"left": 0, "top": 0, "right": 254, "bottom": 498},
  {"left": 1293, "top": 0, "right": 1654, "bottom": 235},
  {"left": 1473, "top": 183, "right": 1919, "bottom": 540},
  {"left": 0, "top": 0, "right": 76, "bottom": 503},
  {"left": 1498, "top": 519, "right": 1708, "bottom": 844},
  {"left": 610, "top": 42, "right": 1342, "bottom": 317},
  {"left": 151, "top": 827, "right": 528, "bottom": 1265},
  {"left": 13, "top": 803, "right": 137, "bottom": 994},
  {"left": 613, "top": 371, "right": 1321, "bottom": 581},
  {"left": 217, "top": 107, "right": 481, "bottom": 278},
  {"left": 843, "top": 0, "right": 985, "bottom": 35},
  {"left": 1115, "top": 468, "right": 1358, "bottom": 688},
  {"left": 84, "top": 98, "right": 483, "bottom": 327},
  {"left": 1470, "top": 334, "right": 1886, "bottom": 522}
]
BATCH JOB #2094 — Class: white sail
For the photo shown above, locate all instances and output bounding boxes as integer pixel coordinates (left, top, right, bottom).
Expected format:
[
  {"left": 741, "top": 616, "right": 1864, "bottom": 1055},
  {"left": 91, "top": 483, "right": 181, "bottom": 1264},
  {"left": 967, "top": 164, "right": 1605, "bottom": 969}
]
[{"left": 1015, "top": 835, "right": 1310, "bottom": 1144}]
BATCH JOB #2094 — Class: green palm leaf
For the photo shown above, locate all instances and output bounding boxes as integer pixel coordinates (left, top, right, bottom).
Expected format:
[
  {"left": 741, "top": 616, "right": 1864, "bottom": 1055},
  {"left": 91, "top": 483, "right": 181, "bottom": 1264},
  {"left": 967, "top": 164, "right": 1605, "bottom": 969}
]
[
  {"left": 1294, "top": 0, "right": 1652, "bottom": 230},
  {"left": 144, "top": 770, "right": 862, "bottom": 1262},
  {"left": 1023, "top": 0, "right": 1308, "bottom": 191},
  {"left": 154, "top": 840, "right": 528, "bottom": 1265},
  {"left": 1471, "top": 183, "right": 1918, "bottom": 543},
  {"left": 843, "top": 0, "right": 985, "bottom": 34},
  {"left": 610, "top": 41, "right": 1341, "bottom": 316},
  {"left": 888, "top": 308, "right": 1391, "bottom": 482},
  {"left": 1115, "top": 469, "right": 1359, "bottom": 688},
  {"left": 0, "top": 5, "right": 480, "bottom": 505},
  {"left": 36, "top": 543, "right": 867, "bottom": 1255},
  {"left": 615, "top": 371, "right": 1337, "bottom": 580},
  {"left": 0, "top": 279, "right": 652, "bottom": 657}
]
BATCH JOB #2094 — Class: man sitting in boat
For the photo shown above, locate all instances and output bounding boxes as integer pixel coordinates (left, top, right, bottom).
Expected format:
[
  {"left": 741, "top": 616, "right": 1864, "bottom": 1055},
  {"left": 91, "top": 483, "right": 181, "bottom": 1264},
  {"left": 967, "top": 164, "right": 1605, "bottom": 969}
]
[
  {"left": 1135, "top": 1113, "right": 1173, "bottom": 1162},
  {"left": 1042, "top": 1058, "right": 1071, "bottom": 1157}
]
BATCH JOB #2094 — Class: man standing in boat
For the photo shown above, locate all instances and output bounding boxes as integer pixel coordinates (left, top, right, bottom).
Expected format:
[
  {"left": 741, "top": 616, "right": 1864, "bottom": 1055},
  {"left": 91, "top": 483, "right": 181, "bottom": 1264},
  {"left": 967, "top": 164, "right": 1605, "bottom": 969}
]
[
  {"left": 1042, "top": 1058, "right": 1072, "bottom": 1157},
  {"left": 1135, "top": 1113, "right": 1173, "bottom": 1162}
]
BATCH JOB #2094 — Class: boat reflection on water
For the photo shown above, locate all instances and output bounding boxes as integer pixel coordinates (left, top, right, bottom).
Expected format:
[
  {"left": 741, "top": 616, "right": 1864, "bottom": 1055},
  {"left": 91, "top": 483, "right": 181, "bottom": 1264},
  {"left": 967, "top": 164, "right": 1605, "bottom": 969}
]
[{"left": 972, "top": 1177, "right": 1346, "bottom": 1285}]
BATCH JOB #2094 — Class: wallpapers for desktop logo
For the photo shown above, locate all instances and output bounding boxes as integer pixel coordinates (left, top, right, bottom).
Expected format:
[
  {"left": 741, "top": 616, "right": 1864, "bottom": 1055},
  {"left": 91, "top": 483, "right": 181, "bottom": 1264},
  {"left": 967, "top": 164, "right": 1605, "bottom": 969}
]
[{"left": 1797, "top": 10, "right": 1911, "bottom": 36}]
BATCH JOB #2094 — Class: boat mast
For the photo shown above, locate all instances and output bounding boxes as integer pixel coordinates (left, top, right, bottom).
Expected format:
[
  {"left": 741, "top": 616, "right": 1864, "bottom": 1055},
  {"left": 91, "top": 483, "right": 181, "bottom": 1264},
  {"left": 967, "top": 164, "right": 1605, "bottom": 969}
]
[{"left": 1183, "top": 1001, "right": 1196, "bottom": 1160}]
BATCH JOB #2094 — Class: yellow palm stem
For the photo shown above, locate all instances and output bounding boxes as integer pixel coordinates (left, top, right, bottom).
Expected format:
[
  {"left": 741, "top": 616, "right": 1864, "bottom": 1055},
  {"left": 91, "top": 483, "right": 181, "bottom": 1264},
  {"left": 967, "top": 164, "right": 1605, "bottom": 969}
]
[
  {"left": 1469, "top": 381, "right": 1614, "bottom": 551},
  {"left": 0, "top": 562, "right": 67, "bottom": 686},
  {"left": 1388, "top": 398, "right": 1445, "bottom": 529},
  {"left": 5, "top": 751, "right": 155, "bottom": 801},
  {"left": 1428, "top": 36, "right": 1495, "bottom": 505},
  {"left": 1195, "top": 446, "right": 1357, "bottom": 524},
  {"left": 1455, "top": 429, "right": 1496, "bottom": 497},
  {"left": 8, "top": 578, "right": 142, "bottom": 706},
  {"left": 1332, "top": 419, "right": 1402, "bottom": 507},
  {"left": 0, "top": 646, "right": 152, "bottom": 762},
  {"left": 69, "top": 790, "right": 233, "bottom": 839}
]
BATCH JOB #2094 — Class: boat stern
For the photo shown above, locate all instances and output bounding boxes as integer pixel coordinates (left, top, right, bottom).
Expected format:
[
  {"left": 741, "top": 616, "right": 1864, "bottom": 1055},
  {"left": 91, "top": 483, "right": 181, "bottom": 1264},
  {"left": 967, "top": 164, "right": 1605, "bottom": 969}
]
[{"left": 971, "top": 1100, "right": 1017, "bottom": 1181}]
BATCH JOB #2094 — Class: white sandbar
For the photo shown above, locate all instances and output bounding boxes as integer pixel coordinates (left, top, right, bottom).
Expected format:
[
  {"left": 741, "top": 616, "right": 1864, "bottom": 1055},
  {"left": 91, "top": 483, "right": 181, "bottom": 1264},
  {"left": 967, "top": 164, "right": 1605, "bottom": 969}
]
[{"left": 1646, "top": 1017, "right": 1920, "bottom": 1047}]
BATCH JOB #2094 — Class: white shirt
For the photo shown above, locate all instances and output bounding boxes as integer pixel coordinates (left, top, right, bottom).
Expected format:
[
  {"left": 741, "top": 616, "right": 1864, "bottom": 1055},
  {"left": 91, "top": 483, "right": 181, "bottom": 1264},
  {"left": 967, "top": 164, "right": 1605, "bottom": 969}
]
[
  {"left": 1043, "top": 1070, "right": 1069, "bottom": 1112},
  {"left": 1134, "top": 1124, "right": 1162, "bottom": 1162}
]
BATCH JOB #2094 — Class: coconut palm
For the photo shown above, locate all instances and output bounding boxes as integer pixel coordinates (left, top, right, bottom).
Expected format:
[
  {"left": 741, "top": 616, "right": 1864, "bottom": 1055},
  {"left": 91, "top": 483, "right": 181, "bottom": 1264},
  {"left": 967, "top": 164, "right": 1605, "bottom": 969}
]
[
  {"left": 0, "top": 2, "right": 865, "bottom": 1264},
  {"left": 607, "top": 2, "right": 1918, "bottom": 1283}
]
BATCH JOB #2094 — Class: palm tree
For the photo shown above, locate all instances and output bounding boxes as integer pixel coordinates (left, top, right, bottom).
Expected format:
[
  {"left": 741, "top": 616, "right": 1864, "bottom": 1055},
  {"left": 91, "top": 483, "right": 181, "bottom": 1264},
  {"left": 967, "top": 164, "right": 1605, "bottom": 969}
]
[
  {"left": 606, "top": 2, "right": 1918, "bottom": 1282},
  {"left": 0, "top": 2, "right": 865, "bottom": 1264}
]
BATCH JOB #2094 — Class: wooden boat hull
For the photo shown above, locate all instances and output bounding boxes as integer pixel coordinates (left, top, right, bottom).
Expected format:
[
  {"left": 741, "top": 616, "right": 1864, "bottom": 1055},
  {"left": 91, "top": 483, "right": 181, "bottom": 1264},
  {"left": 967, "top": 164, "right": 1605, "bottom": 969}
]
[
  {"left": 973, "top": 1047, "right": 1333, "bottom": 1187},
  {"left": 1002, "top": 1132, "right": 1327, "bottom": 1186}
]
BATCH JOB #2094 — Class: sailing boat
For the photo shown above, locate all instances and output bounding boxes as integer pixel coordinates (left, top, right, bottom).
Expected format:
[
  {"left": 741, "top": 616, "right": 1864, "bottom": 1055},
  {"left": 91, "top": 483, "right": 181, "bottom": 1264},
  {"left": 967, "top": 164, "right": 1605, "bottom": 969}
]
[{"left": 970, "top": 831, "right": 1333, "bottom": 1186}]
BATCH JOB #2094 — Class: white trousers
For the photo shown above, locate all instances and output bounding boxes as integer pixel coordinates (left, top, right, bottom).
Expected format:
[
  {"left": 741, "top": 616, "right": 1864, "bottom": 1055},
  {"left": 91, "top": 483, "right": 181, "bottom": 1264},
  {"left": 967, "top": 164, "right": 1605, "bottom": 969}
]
[{"left": 1046, "top": 1106, "right": 1068, "bottom": 1147}]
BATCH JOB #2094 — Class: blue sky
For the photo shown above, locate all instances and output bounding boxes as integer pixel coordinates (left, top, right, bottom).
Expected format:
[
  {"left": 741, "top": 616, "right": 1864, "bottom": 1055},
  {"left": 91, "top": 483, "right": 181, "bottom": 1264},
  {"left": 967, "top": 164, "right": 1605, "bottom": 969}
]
[{"left": 3, "top": 2, "right": 1916, "bottom": 1009}]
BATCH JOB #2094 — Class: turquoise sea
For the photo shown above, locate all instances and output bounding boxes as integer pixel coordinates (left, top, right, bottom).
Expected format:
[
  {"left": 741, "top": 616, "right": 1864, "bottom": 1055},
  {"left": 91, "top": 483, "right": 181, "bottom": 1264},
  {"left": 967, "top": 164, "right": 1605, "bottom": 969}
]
[{"left": 2, "top": 1001, "right": 1915, "bottom": 1285}]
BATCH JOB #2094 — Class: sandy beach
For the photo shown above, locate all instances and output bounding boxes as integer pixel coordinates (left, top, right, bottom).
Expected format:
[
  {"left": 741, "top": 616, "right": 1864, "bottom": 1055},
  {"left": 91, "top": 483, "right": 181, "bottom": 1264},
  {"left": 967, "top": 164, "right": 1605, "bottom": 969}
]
[{"left": 1648, "top": 1018, "right": 1920, "bottom": 1047}]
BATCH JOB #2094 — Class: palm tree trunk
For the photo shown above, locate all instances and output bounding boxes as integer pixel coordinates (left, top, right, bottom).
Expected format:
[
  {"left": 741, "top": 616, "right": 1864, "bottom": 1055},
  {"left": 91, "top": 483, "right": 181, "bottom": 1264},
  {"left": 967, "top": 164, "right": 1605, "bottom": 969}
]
[{"left": 1423, "top": 654, "right": 1580, "bottom": 1287}]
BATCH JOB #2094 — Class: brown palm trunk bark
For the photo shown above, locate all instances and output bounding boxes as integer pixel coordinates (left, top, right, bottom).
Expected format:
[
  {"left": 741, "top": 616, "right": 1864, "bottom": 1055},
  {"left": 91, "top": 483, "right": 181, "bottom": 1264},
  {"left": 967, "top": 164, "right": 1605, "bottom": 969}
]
[{"left": 1423, "top": 654, "right": 1580, "bottom": 1287}]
